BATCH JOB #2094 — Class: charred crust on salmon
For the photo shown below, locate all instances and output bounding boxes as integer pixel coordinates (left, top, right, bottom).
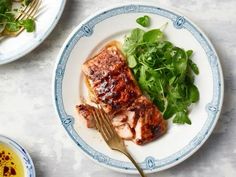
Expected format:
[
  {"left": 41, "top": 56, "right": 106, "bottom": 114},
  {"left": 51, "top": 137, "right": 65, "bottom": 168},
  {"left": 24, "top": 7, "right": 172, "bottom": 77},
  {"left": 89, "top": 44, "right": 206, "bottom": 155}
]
[{"left": 77, "top": 41, "right": 167, "bottom": 145}]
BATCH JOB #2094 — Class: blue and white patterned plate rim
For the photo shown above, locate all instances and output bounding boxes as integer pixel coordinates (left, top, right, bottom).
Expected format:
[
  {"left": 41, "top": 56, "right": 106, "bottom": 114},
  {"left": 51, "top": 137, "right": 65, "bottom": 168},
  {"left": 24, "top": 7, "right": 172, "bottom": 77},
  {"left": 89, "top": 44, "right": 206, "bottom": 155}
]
[
  {"left": 0, "top": 135, "right": 36, "bottom": 177},
  {"left": 0, "top": 0, "right": 67, "bottom": 65},
  {"left": 53, "top": 4, "right": 224, "bottom": 174}
]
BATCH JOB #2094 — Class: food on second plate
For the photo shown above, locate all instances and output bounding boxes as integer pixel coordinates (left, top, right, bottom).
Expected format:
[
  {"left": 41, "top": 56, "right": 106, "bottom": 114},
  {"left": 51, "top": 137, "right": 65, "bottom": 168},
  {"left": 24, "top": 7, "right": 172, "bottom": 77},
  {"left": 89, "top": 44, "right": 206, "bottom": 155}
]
[
  {"left": 0, "top": 0, "right": 36, "bottom": 35},
  {"left": 0, "top": 143, "right": 24, "bottom": 177},
  {"left": 77, "top": 42, "right": 167, "bottom": 145},
  {"left": 123, "top": 24, "right": 199, "bottom": 125}
]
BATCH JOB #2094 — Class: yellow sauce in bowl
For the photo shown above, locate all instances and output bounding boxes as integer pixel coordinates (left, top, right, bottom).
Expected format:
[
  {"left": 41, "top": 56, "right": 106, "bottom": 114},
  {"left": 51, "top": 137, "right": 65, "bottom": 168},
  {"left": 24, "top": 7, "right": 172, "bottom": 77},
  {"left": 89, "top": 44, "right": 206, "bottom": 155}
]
[{"left": 0, "top": 143, "right": 24, "bottom": 177}]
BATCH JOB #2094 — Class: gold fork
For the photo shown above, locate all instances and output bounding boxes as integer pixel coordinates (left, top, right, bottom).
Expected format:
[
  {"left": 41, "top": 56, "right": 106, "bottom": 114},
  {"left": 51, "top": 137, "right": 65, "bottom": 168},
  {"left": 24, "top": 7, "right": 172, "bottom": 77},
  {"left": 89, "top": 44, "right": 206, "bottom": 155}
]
[
  {"left": 0, "top": 0, "right": 41, "bottom": 37},
  {"left": 91, "top": 105, "right": 146, "bottom": 177}
]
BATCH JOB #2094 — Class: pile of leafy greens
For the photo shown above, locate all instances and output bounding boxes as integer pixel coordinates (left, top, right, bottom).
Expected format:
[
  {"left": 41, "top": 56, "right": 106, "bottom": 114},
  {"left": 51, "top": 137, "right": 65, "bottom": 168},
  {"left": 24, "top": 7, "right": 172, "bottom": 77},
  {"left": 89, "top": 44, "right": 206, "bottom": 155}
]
[
  {"left": 0, "top": 0, "right": 35, "bottom": 34},
  {"left": 122, "top": 16, "right": 199, "bottom": 125}
]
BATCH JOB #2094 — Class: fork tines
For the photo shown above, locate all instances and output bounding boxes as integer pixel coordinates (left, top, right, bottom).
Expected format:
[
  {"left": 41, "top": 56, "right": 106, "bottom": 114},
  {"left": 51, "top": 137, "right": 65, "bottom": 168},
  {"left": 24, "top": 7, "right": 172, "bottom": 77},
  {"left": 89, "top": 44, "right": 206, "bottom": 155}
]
[
  {"left": 16, "top": 0, "right": 42, "bottom": 22},
  {"left": 92, "top": 106, "right": 117, "bottom": 141}
]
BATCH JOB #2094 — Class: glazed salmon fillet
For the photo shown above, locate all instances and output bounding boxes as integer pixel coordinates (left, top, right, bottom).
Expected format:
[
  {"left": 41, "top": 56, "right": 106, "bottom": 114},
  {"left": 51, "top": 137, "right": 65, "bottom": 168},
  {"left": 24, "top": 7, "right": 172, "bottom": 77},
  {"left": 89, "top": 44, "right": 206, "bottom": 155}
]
[
  {"left": 77, "top": 42, "right": 167, "bottom": 145},
  {"left": 82, "top": 42, "right": 142, "bottom": 114}
]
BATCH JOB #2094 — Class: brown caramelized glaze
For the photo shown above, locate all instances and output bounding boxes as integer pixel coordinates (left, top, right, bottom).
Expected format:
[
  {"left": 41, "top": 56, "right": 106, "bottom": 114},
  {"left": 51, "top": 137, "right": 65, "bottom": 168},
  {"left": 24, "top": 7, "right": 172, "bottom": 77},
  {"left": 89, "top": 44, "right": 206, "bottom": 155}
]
[
  {"left": 77, "top": 41, "right": 167, "bottom": 145},
  {"left": 82, "top": 43, "right": 142, "bottom": 114}
]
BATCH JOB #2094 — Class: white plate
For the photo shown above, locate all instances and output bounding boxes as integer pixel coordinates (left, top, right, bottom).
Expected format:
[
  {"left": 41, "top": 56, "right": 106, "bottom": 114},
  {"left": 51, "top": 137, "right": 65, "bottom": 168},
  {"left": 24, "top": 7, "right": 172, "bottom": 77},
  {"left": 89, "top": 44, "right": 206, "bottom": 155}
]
[
  {"left": 0, "top": 0, "right": 66, "bottom": 65},
  {"left": 53, "top": 4, "right": 224, "bottom": 174},
  {"left": 0, "top": 135, "right": 35, "bottom": 177}
]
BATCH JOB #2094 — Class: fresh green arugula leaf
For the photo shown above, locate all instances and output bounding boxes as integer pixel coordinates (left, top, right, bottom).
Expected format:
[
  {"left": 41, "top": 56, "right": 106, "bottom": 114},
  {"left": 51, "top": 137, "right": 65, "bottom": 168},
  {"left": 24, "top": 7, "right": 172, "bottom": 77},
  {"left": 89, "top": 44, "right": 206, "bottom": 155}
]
[
  {"left": 127, "top": 55, "right": 137, "bottom": 68},
  {"left": 122, "top": 19, "right": 200, "bottom": 125},
  {"left": 136, "top": 15, "right": 150, "bottom": 27},
  {"left": 189, "top": 84, "right": 199, "bottom": 103},
  {"left": 187, "top": 50, "right": 193, "bottom": 57},
  {"left": 163, "top": 103, "right": 176, "bottom": 119},
  {"left": 20, "top": 18, "right": 35, "bottom": 32},
  {"left": 175, "top": 58, "right": 188, "bottom": 74},
  {"left": 6, "top": 21, "right": 20, "bottom": 32},
  {"left": 122, "top": 28, "right": 144, "bottom": 54},
  {"left": 143, "top": 29, "right": 163, "bottom": 43},
  {"left": 0, "top": 0, "right": 12, "bottom": 14},
  {"left": 173, "top": 111, "right": 192, "bottom": 125},
  {"left": 138, "top": 65, "right": 147, "bottom": 90},
  {"left": 189, "top": 59, "right": 199, "bottom": 75}
]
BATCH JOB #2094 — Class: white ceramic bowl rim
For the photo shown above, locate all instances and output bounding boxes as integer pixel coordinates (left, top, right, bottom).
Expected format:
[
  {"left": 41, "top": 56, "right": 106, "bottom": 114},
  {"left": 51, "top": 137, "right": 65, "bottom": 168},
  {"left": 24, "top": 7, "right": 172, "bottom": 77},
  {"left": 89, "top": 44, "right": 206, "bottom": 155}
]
[{"left": 0, "top": 135, "right": 36, "bottom": 177}]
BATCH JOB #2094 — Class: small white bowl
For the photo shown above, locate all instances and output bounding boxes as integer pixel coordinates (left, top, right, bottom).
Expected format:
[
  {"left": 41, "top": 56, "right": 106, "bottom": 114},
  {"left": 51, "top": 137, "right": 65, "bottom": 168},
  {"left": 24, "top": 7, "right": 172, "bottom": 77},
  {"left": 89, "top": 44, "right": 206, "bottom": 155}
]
[{"left": 0, "top": 135, "right": 36, "bottom": 177}]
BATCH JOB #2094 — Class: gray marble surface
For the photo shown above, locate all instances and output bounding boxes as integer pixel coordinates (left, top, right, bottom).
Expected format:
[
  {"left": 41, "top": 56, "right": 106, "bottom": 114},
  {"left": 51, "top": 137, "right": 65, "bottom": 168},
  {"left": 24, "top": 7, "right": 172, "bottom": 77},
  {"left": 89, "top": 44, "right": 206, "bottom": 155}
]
[{"left": 0, "top": 0, "right": 236, "bottom": 176}]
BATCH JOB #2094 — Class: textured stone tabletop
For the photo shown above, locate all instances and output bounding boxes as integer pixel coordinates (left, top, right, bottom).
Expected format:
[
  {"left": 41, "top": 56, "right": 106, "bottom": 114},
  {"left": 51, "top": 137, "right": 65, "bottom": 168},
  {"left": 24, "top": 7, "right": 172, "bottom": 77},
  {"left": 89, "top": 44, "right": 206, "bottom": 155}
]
[{"left": 0, "top": 0, "right": 236, "bottom": 177}]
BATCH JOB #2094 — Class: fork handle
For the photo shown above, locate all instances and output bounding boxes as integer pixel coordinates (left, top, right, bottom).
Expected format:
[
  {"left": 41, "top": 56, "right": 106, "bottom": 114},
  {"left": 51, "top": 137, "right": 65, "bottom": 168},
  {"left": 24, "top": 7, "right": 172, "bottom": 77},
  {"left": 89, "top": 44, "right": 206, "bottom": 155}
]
[{"left": 122, "top": 150, "right": 146, "bottom": 177}]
